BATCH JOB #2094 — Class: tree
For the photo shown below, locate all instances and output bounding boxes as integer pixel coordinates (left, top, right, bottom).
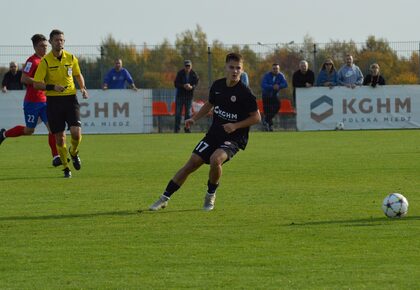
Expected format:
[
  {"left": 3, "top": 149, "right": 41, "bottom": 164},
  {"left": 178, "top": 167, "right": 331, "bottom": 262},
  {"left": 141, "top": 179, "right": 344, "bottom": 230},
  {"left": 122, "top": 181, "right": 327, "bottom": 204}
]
[
  {"left": 357, "top": 36, "right": 398, "bottom": 82},
  {"left": 99, "top": 35, "right": 144, "bottom": 87},
  {"left": 140, "top": 40, "right": 180, "bottom": 88},
  {"left": 175, "top": 25, "right": 210, "bottom": 96},
  {"left": 88, "top": 32, "right": 419, "bottom": 92}
]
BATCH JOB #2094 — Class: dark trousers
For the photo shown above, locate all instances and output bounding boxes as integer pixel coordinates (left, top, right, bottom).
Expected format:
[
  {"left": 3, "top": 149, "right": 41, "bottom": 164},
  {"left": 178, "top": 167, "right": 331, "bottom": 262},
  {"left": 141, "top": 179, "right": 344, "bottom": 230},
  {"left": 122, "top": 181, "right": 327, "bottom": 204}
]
[
  {"left": 262, "top": 95, "right": 279, "bottom": 126},
  {"left": 174, "top": 96, "right": 192, "bottom": 132}
]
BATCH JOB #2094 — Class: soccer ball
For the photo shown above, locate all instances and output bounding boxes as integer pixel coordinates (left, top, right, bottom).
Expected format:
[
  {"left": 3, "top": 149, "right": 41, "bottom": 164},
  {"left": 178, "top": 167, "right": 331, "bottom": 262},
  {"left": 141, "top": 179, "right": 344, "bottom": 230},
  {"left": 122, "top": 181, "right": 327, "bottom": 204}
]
[
  {"left": 382, "top": 193, "right": 409, "bottom": 218},
  {"left": 335, "top": 121, "right": 344, "bottom": 130}
]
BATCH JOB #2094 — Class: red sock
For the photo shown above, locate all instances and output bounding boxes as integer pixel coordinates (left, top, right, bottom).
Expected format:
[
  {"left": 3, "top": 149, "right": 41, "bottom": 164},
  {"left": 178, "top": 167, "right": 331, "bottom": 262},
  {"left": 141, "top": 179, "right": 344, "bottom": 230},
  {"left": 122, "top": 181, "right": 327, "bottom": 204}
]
[
  {"left": 5, "top": 125, "right": 25, "bottom": 137},
  {"left": 48, "top": 133, "right": 58, "bottom": 157}
]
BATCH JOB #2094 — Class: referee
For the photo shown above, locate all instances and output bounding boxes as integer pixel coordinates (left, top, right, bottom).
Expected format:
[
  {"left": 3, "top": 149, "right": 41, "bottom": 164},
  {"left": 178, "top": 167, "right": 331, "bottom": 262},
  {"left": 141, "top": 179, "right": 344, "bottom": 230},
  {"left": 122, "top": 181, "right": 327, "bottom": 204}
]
[{"left": 34, "top": 29, "right": 89, "bottom": 178}]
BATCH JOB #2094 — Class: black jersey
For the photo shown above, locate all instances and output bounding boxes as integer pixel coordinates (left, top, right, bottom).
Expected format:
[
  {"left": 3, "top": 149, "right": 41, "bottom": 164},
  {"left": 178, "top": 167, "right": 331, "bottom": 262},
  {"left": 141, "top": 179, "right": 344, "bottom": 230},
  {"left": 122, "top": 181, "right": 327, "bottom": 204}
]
[{"left": 207, "top": 78, "right": 258, "bottom": 150}]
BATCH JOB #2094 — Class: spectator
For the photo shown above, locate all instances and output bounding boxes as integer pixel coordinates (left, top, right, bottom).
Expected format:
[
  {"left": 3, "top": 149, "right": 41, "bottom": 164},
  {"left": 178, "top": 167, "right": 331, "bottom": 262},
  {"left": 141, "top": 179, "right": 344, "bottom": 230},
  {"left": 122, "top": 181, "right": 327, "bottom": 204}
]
[
  {"left": 363, "top": 63, "right": 385, "bottom": 87},
  {"left": 240, "top": 71, "right": 249, "bottom": 87},
  {"left": 292, "top": 60, "right": 315, "bottom": 105},
  {"left": 103, "top": 58, "right": 137, "bottom": 90},
  {"left": 261, "top": 63, "right": 288, "bottom": 131},
  {"left": 174, "top": 59, "right": 199, "bottom": 133},
  {"left": 337, "top": 54, "right": 363, "bottom": 88},
  {"left": 2, "top": 61, "right": 23, "bottom": 92},
  {"left": 316, "top": 59, "right": 338, "bottom": 87}
]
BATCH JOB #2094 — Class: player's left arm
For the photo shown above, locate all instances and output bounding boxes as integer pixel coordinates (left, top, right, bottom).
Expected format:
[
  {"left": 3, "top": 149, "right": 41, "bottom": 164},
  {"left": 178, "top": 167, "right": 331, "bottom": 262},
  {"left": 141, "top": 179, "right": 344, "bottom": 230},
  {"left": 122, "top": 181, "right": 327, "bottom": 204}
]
[
  {"left": 74, "top": 74, "right": 89, "bottom": 99},
  {"left": 72, "top": 56, "right": 88, "bottom": 98},
  {"left": 222, "top": 110, "right": 261, "bottom": 134},
  {"left": 21, "top": 60, "right": 36, "bottom": 85}
]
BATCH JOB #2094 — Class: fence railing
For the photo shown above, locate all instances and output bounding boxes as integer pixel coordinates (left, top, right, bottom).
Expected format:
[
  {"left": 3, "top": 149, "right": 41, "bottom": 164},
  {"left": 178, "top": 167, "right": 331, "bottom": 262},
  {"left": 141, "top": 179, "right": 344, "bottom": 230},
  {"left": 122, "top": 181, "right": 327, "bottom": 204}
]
[{"left": 1, "top": 41, "right": 420, "bottom": 98}]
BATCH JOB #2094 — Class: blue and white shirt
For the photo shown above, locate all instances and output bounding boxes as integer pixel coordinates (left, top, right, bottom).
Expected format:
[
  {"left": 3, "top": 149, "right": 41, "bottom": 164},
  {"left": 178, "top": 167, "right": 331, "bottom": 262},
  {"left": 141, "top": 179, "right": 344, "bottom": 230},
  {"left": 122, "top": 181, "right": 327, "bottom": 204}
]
[{"left": 337, "top": 64, "right": 363, "bottom": 86}]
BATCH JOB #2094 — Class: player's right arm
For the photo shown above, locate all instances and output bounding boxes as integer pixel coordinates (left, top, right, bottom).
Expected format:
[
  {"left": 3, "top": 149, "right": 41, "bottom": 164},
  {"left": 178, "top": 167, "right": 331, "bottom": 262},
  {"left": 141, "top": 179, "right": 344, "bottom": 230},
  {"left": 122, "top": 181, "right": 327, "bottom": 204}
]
[
  {"left": 185, "top": 101, "right": 213, "bottom": 129},
  {"left": 33, "top": 60, "right": 65, "bottom": 92},
  {"left": 33, "top": 80, "right": 65, "bottom": 92}
]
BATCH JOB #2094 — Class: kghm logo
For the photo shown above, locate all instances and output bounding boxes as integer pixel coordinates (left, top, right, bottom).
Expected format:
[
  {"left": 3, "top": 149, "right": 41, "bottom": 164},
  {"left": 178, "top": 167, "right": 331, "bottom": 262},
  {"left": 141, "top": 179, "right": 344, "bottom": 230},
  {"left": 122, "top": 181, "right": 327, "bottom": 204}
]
[{"left": 310, "top": 95, "right": 333, "bottom": 123}]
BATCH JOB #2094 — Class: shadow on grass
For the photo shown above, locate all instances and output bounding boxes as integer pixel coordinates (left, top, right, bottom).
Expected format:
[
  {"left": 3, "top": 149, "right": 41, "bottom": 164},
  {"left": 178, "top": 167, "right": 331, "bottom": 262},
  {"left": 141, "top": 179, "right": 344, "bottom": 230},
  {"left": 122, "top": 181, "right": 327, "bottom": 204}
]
[
  {"left": 286, "top": 216, "right": 420, "bottom": 227},
  {"left": 0, "top": 210, "right": 138, "bottom": 221},
  {"left": 138, "top": 208, "right": 202, "bottom": 214},
  {"left": 0, "top": 208, "right": 203, "bottom": 221},
  {"left": 0, "top": 176, "right": 60, "bottom": 181}
]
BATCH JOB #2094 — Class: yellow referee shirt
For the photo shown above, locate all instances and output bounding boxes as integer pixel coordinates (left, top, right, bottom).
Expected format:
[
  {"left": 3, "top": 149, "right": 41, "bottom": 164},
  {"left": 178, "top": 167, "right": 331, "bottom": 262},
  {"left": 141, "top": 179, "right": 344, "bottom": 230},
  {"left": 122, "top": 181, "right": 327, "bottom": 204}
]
[{"left": 33, "top": 50, "right": 81, "bottom": 96}]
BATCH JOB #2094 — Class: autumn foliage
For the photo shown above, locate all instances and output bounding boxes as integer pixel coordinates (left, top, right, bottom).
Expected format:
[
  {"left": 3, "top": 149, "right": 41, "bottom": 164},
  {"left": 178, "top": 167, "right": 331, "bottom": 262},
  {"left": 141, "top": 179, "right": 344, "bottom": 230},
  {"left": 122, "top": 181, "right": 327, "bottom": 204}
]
[{"left": 77, "top": 27, "right": 420, "bottom": 98}]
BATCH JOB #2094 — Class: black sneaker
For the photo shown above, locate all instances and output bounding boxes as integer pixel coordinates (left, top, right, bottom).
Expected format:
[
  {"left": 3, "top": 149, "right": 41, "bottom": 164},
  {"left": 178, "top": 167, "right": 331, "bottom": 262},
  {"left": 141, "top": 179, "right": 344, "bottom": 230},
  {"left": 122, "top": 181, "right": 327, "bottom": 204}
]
[
  {"left": 52, "top": 156, "right": 62, "bottom": 167},
  {"left": 0, "top": 128, "right": 6, "bottom": 145},
  {"left": 63, "top": 167, "right": 72, "bottom": 178},
  {"left": 184, "top": 127, "right": 191, "bottom": 133},
  {"left": 69, "top": 147, "right": 81, "bottom": 170}
]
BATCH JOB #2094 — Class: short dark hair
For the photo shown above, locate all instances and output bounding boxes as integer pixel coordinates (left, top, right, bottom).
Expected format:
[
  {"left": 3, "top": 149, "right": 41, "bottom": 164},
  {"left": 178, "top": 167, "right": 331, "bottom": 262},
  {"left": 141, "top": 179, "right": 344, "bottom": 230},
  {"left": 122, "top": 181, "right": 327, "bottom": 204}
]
[
  {"left": 272, "top": 63, "right": 280, "bottom": 66},
  {"left": 49, "top": 29, "right": 64, "bottom": 40},
  {"left": 31, "top": 34, "right": 47, "bottom": 46},
  {"left": 225, "top": 52, "right": 243, "bottom": 63}
]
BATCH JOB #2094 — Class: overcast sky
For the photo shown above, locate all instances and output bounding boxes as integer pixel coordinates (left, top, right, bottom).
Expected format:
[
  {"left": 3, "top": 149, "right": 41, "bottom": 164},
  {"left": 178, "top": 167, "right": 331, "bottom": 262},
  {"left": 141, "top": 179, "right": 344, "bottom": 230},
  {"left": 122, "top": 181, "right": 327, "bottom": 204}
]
[{"left": 2, "top": 0, "right": 419, "bottom": 46}]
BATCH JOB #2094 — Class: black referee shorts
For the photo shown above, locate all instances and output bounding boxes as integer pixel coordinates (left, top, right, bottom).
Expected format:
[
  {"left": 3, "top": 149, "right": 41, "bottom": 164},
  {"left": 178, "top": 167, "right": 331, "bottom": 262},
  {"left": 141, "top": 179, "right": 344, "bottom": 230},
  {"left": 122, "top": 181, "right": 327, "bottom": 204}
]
[{"left": 46, "top": 95, "right": 81, "bottom": 134}]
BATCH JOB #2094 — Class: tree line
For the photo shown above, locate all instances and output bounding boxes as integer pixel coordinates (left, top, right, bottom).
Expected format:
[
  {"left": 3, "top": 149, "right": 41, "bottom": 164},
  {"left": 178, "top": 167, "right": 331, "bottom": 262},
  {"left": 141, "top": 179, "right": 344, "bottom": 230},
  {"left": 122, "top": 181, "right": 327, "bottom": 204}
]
[{"left": 51, "top": 25, "right": 420, "bottom": 98}]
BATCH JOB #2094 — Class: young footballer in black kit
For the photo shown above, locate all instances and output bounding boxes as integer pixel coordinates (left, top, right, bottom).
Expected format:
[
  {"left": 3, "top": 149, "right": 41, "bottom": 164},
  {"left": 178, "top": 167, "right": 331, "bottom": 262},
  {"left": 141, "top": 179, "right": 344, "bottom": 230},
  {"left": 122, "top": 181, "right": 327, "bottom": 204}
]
[{"left": 149, "top": 52, "right": 261, "bottom": 211}]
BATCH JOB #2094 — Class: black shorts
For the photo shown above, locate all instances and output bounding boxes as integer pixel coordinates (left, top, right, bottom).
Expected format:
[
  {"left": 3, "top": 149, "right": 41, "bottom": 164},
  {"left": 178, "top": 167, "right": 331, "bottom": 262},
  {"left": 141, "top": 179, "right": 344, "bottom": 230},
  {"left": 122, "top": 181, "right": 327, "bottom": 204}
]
[
  {"left": 192, "top": 135, "right": 240, "bottom": 164},
  {"left": 47, "top": 95, "right": 81, "bottom": 134}
]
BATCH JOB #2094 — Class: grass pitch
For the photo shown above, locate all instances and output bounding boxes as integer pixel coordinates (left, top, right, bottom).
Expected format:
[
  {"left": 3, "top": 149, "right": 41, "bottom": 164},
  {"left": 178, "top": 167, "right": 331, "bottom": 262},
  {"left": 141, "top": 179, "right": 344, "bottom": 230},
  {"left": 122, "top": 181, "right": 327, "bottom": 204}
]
[{"left": 0, "top": 130, "right": 419, "bottom": 289}]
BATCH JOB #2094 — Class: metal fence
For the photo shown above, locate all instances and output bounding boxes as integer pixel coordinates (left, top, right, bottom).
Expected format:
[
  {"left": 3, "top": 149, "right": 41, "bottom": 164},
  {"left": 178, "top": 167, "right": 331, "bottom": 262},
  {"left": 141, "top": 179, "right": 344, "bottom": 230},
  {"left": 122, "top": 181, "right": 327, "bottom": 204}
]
[
  {"left": 1, "top": 41, "right": 420, "bottom": 99},
  {"left": 2, "top": 41, "right": 419, "bottom": 133}
]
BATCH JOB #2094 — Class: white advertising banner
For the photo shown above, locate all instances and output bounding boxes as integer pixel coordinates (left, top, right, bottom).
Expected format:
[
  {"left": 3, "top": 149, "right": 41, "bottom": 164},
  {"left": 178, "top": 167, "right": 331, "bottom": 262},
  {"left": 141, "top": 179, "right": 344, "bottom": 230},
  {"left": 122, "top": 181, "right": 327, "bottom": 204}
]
[
  {"left": 296, "top": 85, "right": 420, "bottom": 131},
  {"left": 0, "top": 89, "right": 153, "bottom": 134}
]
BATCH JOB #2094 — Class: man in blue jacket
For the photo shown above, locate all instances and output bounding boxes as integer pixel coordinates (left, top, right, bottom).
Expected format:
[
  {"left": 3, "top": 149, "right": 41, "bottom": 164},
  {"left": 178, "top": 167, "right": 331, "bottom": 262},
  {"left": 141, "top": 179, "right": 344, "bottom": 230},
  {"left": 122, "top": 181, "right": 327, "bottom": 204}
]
[
  {"left": 102, "top": 58, "right": 137, "bottom": 90},
  {"left": 260, "top": 63, "right": 288, "bottom": 131}
]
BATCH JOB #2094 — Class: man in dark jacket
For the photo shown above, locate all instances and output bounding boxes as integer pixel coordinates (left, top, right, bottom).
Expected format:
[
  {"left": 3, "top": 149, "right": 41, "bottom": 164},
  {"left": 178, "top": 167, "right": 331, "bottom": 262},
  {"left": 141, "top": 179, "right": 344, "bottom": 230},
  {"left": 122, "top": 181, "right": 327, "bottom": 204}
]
[
  {"left": 292, "top": 60, "right": 314, "bottom": 106},
  {"left": 174, "top": 60, "right": 199, "bottom": 133},
  {"left": 2, "top": 61, "right": 23, "bottom": 92}
]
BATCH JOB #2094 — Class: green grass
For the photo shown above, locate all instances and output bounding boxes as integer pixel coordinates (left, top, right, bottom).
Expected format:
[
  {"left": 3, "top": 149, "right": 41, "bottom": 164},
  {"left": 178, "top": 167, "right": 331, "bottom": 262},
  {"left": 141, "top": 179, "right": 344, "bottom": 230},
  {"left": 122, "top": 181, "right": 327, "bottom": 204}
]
[{"left": 1, "top": 130, "right": 419, "bottom": 289}]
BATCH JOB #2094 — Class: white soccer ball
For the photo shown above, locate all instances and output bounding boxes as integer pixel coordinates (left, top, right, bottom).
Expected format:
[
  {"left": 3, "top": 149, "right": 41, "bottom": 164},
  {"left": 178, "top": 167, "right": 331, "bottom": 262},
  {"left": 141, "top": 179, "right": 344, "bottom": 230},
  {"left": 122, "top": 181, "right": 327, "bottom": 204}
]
[
  {"left": 335, "top": 121, "right": 344, "bottom": 130},
  {"left": 382, "top": 193, "right": 409, "bottom": 218}
]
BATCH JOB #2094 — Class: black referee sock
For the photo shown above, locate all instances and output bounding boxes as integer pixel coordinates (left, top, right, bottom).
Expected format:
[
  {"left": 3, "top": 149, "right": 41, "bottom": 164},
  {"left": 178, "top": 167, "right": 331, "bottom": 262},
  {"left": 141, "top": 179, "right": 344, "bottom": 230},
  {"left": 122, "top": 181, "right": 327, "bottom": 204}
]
[
  {"left": 207, "top": 180, "right": 219, "bottom": 194},
  {"left": 163, "top": 180, "right": 180, "bottom": 198}
]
